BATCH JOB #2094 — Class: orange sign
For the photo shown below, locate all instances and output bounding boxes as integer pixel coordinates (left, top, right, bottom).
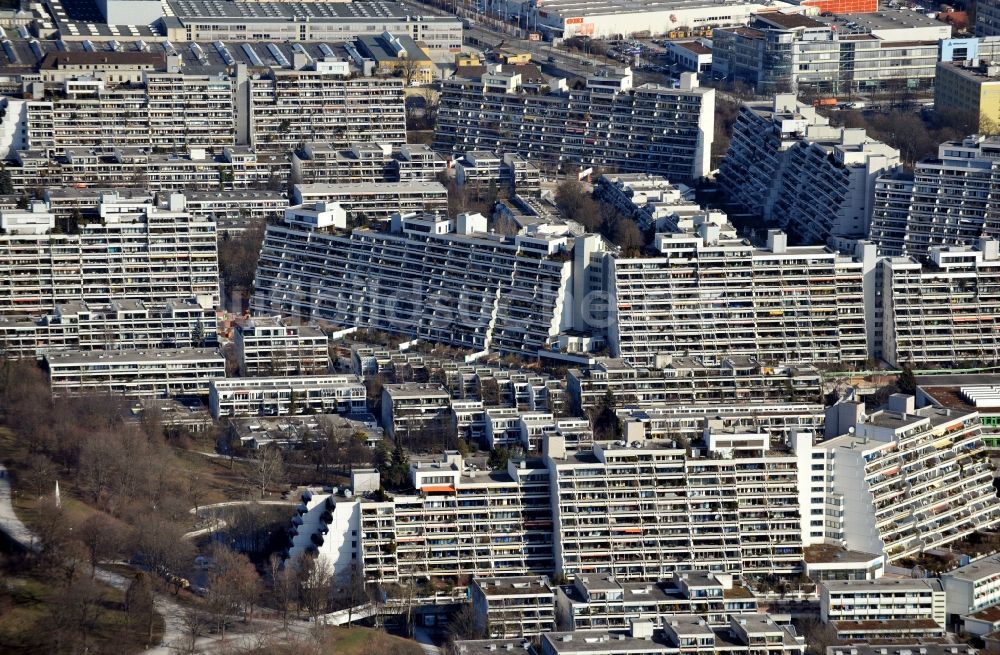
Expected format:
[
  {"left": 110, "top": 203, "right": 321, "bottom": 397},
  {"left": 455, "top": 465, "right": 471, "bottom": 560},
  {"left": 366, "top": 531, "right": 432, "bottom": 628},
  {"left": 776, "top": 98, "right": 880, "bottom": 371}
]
[{"left": 565, "top": 17, "right": 583, "bottom": 24}]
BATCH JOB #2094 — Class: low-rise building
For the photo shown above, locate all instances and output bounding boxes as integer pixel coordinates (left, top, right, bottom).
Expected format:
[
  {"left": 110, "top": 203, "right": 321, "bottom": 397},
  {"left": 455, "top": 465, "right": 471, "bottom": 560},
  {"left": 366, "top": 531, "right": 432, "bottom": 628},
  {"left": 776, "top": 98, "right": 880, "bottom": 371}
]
[
  {"left": 208, "top": 375, "right": 367, "bottom": 419},
  {"left": 555, "top": 572, "right": 758, "bottom": 631},
  {"left": 291, "top": 142, "right": 445, "bottom": 186},
  {"left": 820, "top": 578, "right": 946, "bottom": 641},
  {"left": 45, "top": 348, "right": 225, "bottom": 397},
  {"left": 234, "top": 316, "right": 329, "bottom": 377},
  {"left": 291, "top": 182, "right": 449, "bottom": 221},
  {"left": 942, "top": 554, "right": 1000, "bottom": 619},
  {"left": 470, "top": 576, "right": 556, "bottom": 638},
  {"left": 229, "top": 413, "right": 381, "bottom": 451},
  {"left": 380, "top": 383, "right": 452, "bottom": 439}
]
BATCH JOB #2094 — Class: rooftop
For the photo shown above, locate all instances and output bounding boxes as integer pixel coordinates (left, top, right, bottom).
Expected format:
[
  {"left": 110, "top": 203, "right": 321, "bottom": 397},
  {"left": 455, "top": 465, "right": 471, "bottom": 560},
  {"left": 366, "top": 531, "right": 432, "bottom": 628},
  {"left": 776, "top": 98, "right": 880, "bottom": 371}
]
[
  {"left": 804, "top": 544, "right": 882, "bottom": 565},
  {"left": 45, "top": 347, "right": 222, "bottom": 365}
]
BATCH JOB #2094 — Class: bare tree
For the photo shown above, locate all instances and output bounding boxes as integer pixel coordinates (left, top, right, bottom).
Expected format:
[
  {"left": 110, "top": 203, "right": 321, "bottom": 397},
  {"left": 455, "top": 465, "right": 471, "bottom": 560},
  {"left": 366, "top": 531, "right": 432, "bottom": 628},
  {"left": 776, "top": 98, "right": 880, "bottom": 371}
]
[
  {"left": 268, "top": 553, "right": 297, "bottom": 629},
  {"left": 297, "top": 554, "right": 334, "bottom": 622},
  {"left": 206, "top": 544, "right": 262, "bottom": 639},
  {"left": 247, "top": 446, "right": 285, "bottom": 499},
  {"left": 125, "top": 571, "right": 156, "bottom": 645},
  {"left": 76, "top": 513, "right": 125, "bottom": 578}
]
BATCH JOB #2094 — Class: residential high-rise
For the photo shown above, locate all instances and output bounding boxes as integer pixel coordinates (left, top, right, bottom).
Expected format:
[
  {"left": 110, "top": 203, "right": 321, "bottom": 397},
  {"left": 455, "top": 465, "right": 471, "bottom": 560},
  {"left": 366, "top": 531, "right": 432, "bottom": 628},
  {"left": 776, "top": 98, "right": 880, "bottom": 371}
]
[
  {"left": 870, "top": 136, "right": 1000, "bottom": 258},
  {"left": 718, "top": 94, "right": 899, "bottom": 244},
  {"left": 881, "top": 240, "right": 1000, "bottom": 367},
  {"left": 0, "top": 193, "right": 219, "bottom": 314},
  {"left": 253, "top": 207, "right": 594, "bottom": 357},
  {"left": 603, "top": 216, "right": 872, "bottom": 367},
  {"left": 798, "top": 396, "right": 1000, "bottom": 561},
  {"left": 434, "top": 66, "right": 715, "bottom": 181}
]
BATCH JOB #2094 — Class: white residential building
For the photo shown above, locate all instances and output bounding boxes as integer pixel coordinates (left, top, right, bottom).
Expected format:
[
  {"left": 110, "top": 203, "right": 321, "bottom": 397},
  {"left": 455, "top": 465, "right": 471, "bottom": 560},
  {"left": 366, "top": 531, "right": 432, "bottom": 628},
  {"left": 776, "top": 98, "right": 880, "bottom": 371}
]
[
  {"left": 45, "top": 347, "right": 225, "bottom": 398},
  {"left": 291, "top": 182, "right": 449, "bottom": 221},
  {"left": 942, "top": 554, "right": 1000, "bottom": 618},
  {"left": 234, "top": 315, "right": 328, "bottom": 377},
  {"left": 604, "top": 223, "right": 872, "bottom": 367},
  {"left": 796, "top": 396, "right": 1000, "bottom": 561},
  {"left": 820, "top": 578, "right": 946, "bottom": 641},
  {"left": 435, "top": 66, "right": 715, "bottom": 181},
  {"left": 718, "top": 94, "right": 899, "bottom": 244},
  {"left": 253, "top": 211, "right": 592, "bottom": 357},
  {"left": 0, "top": 193, "right": 219, "bottom": 314},
  {"left": 880, "top": 240, "right": 1000, "bottom": 367},
  {"left": 471, "top": 576, "right": 556, "bottom": 638},
  {"left": 870, "top": 136, "right": 1000, "bottom": 258},
  {"left": 208, "top": 375, "right": 367, "bottom": 419}
]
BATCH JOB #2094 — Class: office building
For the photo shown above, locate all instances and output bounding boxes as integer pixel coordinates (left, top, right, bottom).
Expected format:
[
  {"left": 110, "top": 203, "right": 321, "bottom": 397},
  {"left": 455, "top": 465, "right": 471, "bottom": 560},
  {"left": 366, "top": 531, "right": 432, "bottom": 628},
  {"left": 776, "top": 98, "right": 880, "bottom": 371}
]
[
  {"left": 0, "top": 297, "right": 217, "bottom": 359},
  {"left": 978, "top": 0, "right": 1000, "bottom": 37},
  {"left": 45, "top": 348, "right": 226, "bottom": 398},
  {"left": 712, "top": 12, "right": 942, "bottom": 94},
  {"left": 870, "top": 136, "right": 1000, "bottom": 258},
  {"left": 523, "top": 0, "right": 791, "bottom": 39},
  {"left": 798, "top": 397, "right": 1000, "bottom": 561},
  {"left": 253, "top": 211, "right": 594, "bottom": 357},
  {"left": 470, "top": 577, "right": 556, "bottom": 638},
  {"left": 208, "top": 375, "right": 367, "bottom": 419},
  {"left": 234, "top": 315, "right": 329, "bottom": 377},
  {"left": 820, "top": 578, "right": 946, "bottom": 641},
  {"left": 718, "top": 94, "right": 899, "bottom": 244},
  {"left": 935, "top": 60, "right": 1000, "bottom": 133},
  {"left": 880, "top": 240, "right": 1000, "bottom": 367},
  {"left": 566, "top": 357, "right": 822, "bottom": 414},
  {"left": 604, "top": 221, "right": 872, "bottom": 367},
  {"left": 435, "top": 66, "right": 715, "bottom": 181},
  {"left": 0, "top": 193, "right": 218, "bottom": 314}
]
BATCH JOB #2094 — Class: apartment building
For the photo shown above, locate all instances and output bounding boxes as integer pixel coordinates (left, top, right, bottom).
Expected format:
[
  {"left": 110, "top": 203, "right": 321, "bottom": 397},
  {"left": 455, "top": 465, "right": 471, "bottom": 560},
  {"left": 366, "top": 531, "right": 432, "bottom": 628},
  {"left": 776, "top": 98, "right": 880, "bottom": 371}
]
[
  {"left": 798, "top": 396, "right": 1000, "bottom": 561},
  {"left": 0, "top": 297, "right": 217, "bottom": 359},
  {"left": 718, "top": 94, "right": 899, "bottom": 244},
  {"left": 434, "top": 66, "right": 715, "bottom": 181},
  {"left": 359, "top": 453, "right": 554, "bottom": 582},
  {"left": 291, "top": 182, "right": 449, "bottom": 221},
  {"left": 8, "top": 146, "right": 281, "bottom": 194},
  {"left": 712, "top": 12, "right": 941, "bottom": 94},
  {"left": 828, "top": 647, "right": 978, "bottom": 655},
  {"left": 594, "top": 174, "right": 699, "bottom": 232},
  {"left": 566, "top": 357, "right": 822, "bottom": 414},
  {"left": 617, "top": 403, "right": 825, "bottom": 450},
  {"left": 470, "top": 576, "right": 556, "bottom": 638},
  {"left": 286, "top": 485, "right": 368, "bottom": 583},
  {"left": 380, "top": 383, "right": 452, "bottom": 439},
  {"left": 555, "top": 572, "right": 758, "bottom": 631},
  {"left": 234, "top": 316, "right": 328, "bottom": 377},
  {"left": 45, "top": 348, "right": 226, "bottom": 398},
  {"left": 935, "top": 60, "right": 1000, "bottom": 133},
  {"left": 208, "top": 375, "right": 367, "bottom": 419},
  {"left": 246, "top": 68, "right": 405, "bottom": 154},
  {"left": 182, "top": 191, "right": 288, "bottom": 233},
  {"left": 880, "top": 240, "right": 1000, "bottom": 367},
  {"left": 484, "top": 409, "right": 592, "bottom": 453},
  {"left": 820, "top": 578, "right": 946, "bottom": 641},
  {"left": 253, "top": 211, "right": 592, "bottom": 357},
  {"left": 291, "top": 142, "right": 445, "bottom": 185},
  {"left": 0, "top": 193, "right": 219, "bottom": 314},
  {"left": 870, "top": 136, "right": 1000, "bottom": 258},
  {"left": 454, "top": 152, "right": 542, "bottom": 196},
  {"left": 918, "top": 375, "right": 1000, "bottom": 455},
  {"left": 537, "top": 615, "right": 805, "bottom": 655},
  {"left": 604, "top": 224, "right": 872, "bottom": 367},
  {"left": 942, "top": 554, "right": 1000, "bottom": 619},
  {"left": 544, "top": 431, "right": 804, "bottom": 582},
  {"left": 230, "top": 413, "right": 381, "bottom": 451}
]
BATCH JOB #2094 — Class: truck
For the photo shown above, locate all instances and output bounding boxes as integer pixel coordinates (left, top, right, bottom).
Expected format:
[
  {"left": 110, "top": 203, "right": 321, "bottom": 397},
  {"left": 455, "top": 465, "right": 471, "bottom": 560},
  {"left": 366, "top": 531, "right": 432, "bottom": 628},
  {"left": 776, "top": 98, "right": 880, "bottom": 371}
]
[{"left": 813, "top": 97, "right": 838, "bottom": 107}]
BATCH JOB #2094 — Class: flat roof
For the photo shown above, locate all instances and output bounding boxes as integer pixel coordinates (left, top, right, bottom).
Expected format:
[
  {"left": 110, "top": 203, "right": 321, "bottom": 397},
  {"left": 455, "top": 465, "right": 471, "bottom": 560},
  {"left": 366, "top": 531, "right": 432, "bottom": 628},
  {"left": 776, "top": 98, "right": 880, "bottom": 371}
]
[
  {"left": 822, "top": 577, "right": 941, "bottom": 592},
  {"left": 168, "top": 0, "right": 455, "bottom": 24},
  {"left": 518, "top": 0, "right": 776, "bottom": 19},
  {"left": 45, "top": 347, "right": 222, "bottom": 365},
  {"left": 804, "top": 544, "right": 882, "bottom": 565},
  {"left": 818, "top": 9, "right": 949, "bottom": 32},
  {"left": 945, "top": 554, "right": 1000, "bottom": 583},
  {"left": 757, "top": 12, "right": 826, "bottom": 30},
  {"left": 474, "top": 576, "right": 553, "bottom": 596}
]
